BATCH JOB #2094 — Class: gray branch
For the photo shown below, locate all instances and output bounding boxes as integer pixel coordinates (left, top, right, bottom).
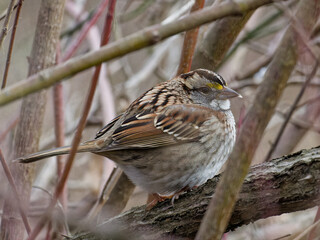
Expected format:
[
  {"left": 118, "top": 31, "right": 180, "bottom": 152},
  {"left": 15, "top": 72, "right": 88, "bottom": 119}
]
[{"left": 70, "top": 146, "right": 320, "bottom": 240}]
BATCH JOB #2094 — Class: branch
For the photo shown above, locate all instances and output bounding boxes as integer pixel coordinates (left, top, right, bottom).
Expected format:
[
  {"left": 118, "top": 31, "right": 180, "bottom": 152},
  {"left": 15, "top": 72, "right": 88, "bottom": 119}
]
[
  {"left": 191, "top": 10, "right": 253, "bottom": 70},
  {"left": 0, "top": 0, "right": 65, "bottom": 239},
  {"left": 0, "top": 0, "right": 283, "bottom": 106},
  {"left": 195, "top": 0, "right": 320, "bottom": 239},
  {"left": 0, "top": 0, "right": 17, "bottom": 48},
  {"left": 70, "top": 146, "right": 320, "bottom": 240},
  {"left": 27, "top": 1, "right": 117, "bottom": 239},
  {"left": 176, "top": 0, "right": 205, "bottom": 75},
  {"left": 1, "top": 0, "right": 24, "bottom": 89}
]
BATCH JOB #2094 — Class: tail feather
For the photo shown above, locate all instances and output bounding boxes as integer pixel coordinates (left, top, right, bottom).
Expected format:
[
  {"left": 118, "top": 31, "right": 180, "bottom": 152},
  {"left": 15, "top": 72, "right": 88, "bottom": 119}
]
[{"left": 18, "top": 140, "right": 103, "bottom": 163}]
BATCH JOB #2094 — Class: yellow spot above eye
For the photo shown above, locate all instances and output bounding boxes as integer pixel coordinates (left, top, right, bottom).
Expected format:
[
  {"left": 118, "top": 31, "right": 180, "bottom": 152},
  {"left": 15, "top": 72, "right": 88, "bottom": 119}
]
[{"left": 207, "top": 82, "right": 223, "bottom": 90}]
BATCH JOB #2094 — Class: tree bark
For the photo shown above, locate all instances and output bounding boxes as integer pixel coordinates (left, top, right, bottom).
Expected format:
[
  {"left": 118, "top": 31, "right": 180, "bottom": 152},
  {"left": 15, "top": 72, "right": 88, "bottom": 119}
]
[
  {"left": 0, "top": 1, "right": 65, "bottom": 239},
  {"left": 191, "top": 12, "right": 253, "bottom": 70},
  {"left": 195, "top": 0, "right": 320, "bottom": 239},
  {"left": 70, "top": 146, "right": 320, "bottom": 240}
]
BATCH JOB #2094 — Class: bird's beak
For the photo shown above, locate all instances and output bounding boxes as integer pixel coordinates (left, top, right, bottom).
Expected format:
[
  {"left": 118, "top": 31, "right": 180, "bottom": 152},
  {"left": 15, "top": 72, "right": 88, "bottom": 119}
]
[{"left": 217, "top": 87, "right": 242, "bottom": 100}]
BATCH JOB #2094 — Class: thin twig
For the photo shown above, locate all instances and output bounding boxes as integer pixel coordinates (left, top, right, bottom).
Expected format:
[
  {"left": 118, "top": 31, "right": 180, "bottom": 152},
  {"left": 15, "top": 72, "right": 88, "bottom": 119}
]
[
  {"left": 308, "top": 207, "right": 320, "bottom": 240},
  {"left": 230, "top": 78, "right": 320, "bottom": 90},
  {"left": 275, "top": 2, "right": 318, "bottom": 60},
  {"left": 71, "top": 0, "right": 118, "bottom": 219},
  {"left": 1, "top": 0, "right": 24, "bottom": 89},
  {"left": 0, "top": 2, "right": 18, "bottom": 22},
  {"left": 0, "top": 115, "right": 19, "bottom": 143},
  {"left": 293, "top": 218, "right": 320, "bottom": 240},
  {"left": 87, "top": 167, "right": 122, "bottom": 219},
  {"left": 265, "top": 62, "right": 319, "bottom": 161},
  {"left": 53, "top": 45, "right": 67, "bottom": 210},
  {"left": 0, "top": 0, "right": 285, "bottom": 106},
  {"left": 27, "top": 0, "right": 116, "bottom": 239},
  {"left": 219, "top": 8, "right": 284, "bottom": 69},
  {"left": 275, "top": 108, "right": 320, "bottom": 133},
  {"left": 0, "top": 0, "right": 17, "bottom": 48},
  {"left": 195, "top": 1, "right": 319, "bottom": 239},
  {"left": 45, "top": 222, "right": 52, "bottom": 240},
  {"left": 88, "top": 0, "right": 118, "bottom": 220},
  {"left": 60, "top": 10, "right": 94, "bottom": 39},
  {"left": 63, "top": 0, "right": 111, "bottom": 61},
  {"left": 0, "top": 149, "right": 31, "bottom": 235},
  {"left": 176, "top": 0, "right": 205, "bottom": 75},
  {"left": 296, "top": 93, "right": 320, "bottom": 109},
  {"left": 31, "top": 186, "right": 70, "bottom": 235},
  {"left": 233, "top": 55, "right": 272, "bottom": 81},
  {"left": 119, "top": 0, "right": 154, "bottom": 22}
]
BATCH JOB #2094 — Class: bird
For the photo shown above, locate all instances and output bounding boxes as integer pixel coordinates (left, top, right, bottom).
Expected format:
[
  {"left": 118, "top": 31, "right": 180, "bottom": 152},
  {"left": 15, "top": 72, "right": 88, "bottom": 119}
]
[{"left": 19, "top": 68, "right": 241, "bottom": 204}]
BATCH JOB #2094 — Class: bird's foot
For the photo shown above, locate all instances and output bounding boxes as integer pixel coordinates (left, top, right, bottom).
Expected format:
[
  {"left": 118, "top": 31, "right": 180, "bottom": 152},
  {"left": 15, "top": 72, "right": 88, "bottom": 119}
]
[
  {"left": 146, "top": 193, "right": 173, "bottom": 210},
  {"left": 146, "top": 186, "right": 195, "bottom": 210}
]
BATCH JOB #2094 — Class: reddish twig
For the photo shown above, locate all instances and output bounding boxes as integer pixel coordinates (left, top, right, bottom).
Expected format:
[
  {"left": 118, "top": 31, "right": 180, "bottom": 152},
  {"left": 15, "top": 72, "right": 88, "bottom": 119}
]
[
  {"left": 275, "top": 2, "right": 318, "bottom": 60},
  {"left": 63, "top": 0, "right": 110, "bottom": 61},
  {"left": 274, "top": 3, "right": 320, "bottom": 235},
  {"left": 176, "top": 0, "right": 205, "bottom": 75},
  {"left": 195, "top": 1, "right": 319, "bottom": 239},
  {"left": 45, "top": 222, "right": 52, "bottom": 240},
  {"left": 265, "top": 61, "right": 319, "bottom": 161},
  {"left": 0, "top": 149, "right": 31, "bottom": 235},
  {"left": 296, "top": 93, "right": 320, "bottom": 109},
  {"left": 237, "top": 105, "right": 246, "bottom": 133},
  {"left": 53, "top": 45, "right": 68, "bottom": 211},
  {"left": 53, "top": 82, "right": 67, "bottom": 206},
  {"left": 0, "top": 0, "right": 285, "bottom": 106},
  {"left": 233, "top": 55, "right": 272, "bottom": 81},
  {"left": 0, "top": 0, "right": 16, "bottom": 48},
  {"left": 27, "top": 1, "right": 116, "bottom": 239},
  {"left": 1, "top": 0, "right": 24, "bottom": 89},
  {"left": 0, "top": 115, "right": 19, "bottom": 143},
  {"left": 308, "top": 207, "right": 320, "bottom": 240}
]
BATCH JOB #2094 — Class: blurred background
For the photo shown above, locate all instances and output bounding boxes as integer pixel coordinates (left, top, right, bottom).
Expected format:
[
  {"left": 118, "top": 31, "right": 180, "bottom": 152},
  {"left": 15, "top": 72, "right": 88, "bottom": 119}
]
[{"left": 0, "top": 0, "right": 319, "bottom": 239}]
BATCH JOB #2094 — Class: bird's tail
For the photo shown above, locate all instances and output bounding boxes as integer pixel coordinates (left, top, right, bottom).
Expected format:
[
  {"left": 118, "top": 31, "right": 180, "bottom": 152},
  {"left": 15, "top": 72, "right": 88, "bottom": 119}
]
[{"left": 18, "top": 139, "right": 103, "bottom": 164}]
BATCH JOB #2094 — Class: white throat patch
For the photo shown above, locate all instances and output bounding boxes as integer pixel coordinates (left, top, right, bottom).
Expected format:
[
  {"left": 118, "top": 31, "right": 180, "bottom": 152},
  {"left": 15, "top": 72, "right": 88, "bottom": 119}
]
[{"left": 210, "top": 99, "right": 230, "bottom": 111}]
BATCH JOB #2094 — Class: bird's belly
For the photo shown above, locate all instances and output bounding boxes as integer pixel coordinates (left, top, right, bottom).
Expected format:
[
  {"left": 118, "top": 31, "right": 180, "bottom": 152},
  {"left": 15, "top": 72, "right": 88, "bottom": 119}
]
[{"left": 112, "top": 136, "right": 234, "bottom": 196}]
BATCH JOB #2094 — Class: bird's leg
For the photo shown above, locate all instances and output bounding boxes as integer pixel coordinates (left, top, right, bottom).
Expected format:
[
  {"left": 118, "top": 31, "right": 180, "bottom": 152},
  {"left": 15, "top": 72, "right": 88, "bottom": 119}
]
[
  {"left": 146, "top": 186, "right": 196, "bottom": 210},
  {"left": 170, "top": 186, "right": 193, "bottom": 206},
  {"left": 146, "top": 193, "right": 173, "bottom": 210}
]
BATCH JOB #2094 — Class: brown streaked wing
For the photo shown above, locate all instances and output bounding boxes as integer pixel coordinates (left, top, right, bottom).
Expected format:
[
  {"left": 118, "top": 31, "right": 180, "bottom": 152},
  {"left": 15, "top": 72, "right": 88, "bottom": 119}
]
[
  {"left": 95, "top": 114, "right": 123, "bottom": 139},
  {"left": 103, "top": 105, "right": 214, "bottom": 151},
  {"left": 106, "top": 110, "right": 179, "bottom": 150},
  {"left": 155, "top": 104, "right": 214, "bottom": 141}
]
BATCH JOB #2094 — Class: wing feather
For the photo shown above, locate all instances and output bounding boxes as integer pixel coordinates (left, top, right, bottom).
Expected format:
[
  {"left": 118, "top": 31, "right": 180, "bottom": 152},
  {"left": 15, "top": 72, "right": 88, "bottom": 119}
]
[
  {"left": 101, "top": 104, "right": 215, "bottom": 151},
  {"left": 95, "top": 114, "right": 123, "bottom": 139}
]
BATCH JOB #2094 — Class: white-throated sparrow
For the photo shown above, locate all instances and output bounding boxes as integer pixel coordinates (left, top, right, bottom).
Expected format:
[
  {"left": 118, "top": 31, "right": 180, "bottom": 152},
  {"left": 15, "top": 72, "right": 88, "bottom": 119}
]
[{"left": 19, "top": 69, "right": 241, "bottom": 198}]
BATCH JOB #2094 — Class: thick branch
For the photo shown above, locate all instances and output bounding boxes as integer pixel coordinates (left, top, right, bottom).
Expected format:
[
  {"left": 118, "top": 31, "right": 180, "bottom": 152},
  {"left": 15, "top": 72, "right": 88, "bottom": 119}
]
[
  {"left": 0, "top": 0, "right": 282, "bottom": 106},
  {"left": 0, "top": 0, "right": 65, "bottom": 239},
  {"left": 191, "top": 11, "right": 253, "bottom": 70},
  {"left": 196, "top": 1, "right": 320, "bottom": 239},
  {"left": 71, "top": 146, "right": 320, "bottom": 240}
]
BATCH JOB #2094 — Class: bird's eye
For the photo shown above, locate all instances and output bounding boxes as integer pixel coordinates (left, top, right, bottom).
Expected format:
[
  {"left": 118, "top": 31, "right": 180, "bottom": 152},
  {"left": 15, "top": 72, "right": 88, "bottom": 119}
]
[{"left": 198, "top": 87, "right": 211, "bottom": 94}]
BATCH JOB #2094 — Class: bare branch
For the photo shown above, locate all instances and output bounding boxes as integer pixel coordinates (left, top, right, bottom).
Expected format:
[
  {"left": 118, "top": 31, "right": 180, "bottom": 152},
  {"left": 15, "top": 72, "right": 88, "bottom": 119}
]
[
  {"left": 70, "top": 146, "right": 320, "bottom": 240},
  {"left": 0, "top": 0, "right": 66, "bottom": 239},
  {"left": 1, "top": 0, "right": 24, "bottom": 89},
  {"left": 0, "top": 0, "right": 17, "bottom": 48},
  {"left": 266, "top": 61, "right": 318, "bottom": 161},
  {"left": 27, "top": 0, "right": 117, "bottom": 239},
  {"left": 0, "top": 149, "right": 31, "bottom": 235},
  {"left": 195, "top": 1, "right": 320, "bottom": 239},
  {"left": 0, "top": 0, "right": 285, "bottom": 106},
  {"left": 176, "top": 0, "right": 205, "bottom": 75}
]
